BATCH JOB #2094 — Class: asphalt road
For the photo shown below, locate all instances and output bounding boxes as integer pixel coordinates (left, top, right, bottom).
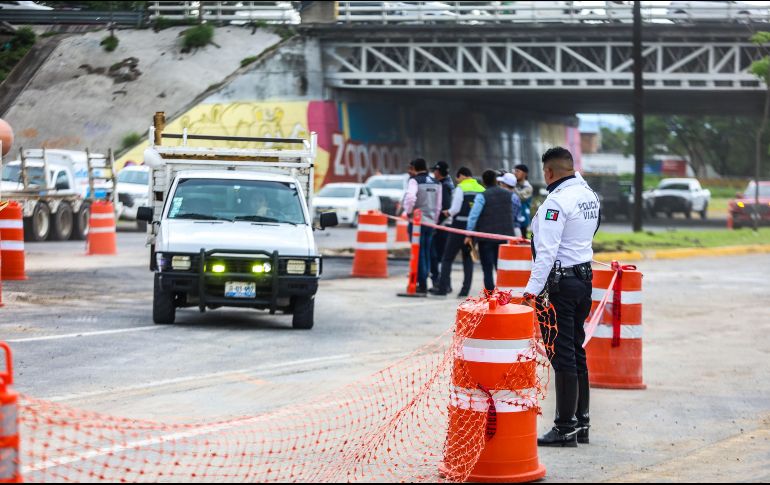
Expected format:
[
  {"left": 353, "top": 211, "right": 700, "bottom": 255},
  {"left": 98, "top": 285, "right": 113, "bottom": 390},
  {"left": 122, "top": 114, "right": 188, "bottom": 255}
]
[{"left": 1, "top": 234, "right": 768, "bottom": 481}]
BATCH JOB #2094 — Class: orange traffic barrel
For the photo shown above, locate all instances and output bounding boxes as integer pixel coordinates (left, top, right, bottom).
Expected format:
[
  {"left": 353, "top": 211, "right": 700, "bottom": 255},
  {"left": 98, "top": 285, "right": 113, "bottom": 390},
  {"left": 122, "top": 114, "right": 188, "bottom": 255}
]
[
  {"left": 0, "top": 342, "right": 20, "bottom": 483},
  {"left": 443, "top": 298, "right": 546, "bottom": 483},
  {"left": 351, "top": 211, "right": 388, "bottom": 278},
  {"left": 86, "top": 200, "right": 117, "bottom": 256},
  {"left": 395, "top": 215, "right": 409, "bottom": 243},
  {"left": 496, "top": 242, "right": 531, "bottom": 295},
  {"left": 0, "top": 202, "right": 26, "bottom": 281},
  {"left": 586, "top": 266, "right": 645, "bottom": 390}
]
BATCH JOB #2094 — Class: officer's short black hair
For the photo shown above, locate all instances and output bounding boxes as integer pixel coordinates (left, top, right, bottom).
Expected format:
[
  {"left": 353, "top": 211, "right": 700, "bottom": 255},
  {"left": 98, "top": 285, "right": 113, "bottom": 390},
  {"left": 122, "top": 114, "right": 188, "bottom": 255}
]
[
  {"left": 456, "top": 166, "right": 472, "bottom": 178},
  {"left": 481, "top": 169, "right": 498, "bottom": 188},
  {"left": 411, "top": 158, "right": 427, "bottom": 172},
  {"left": 541, "top": 147, "right": 574, "bottom": 168}
]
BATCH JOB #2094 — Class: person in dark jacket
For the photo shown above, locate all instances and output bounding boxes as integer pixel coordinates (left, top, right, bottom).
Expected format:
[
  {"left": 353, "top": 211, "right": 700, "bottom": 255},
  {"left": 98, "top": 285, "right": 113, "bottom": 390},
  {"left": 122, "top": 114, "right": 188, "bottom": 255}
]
[
  {"left": 429, "top": 167, "right": 484, "bottom": 297},
  {"left": 429, "top": 161, "right": 454, "bottom": 288},
  {"left": 464, "top": 169, "right": 516, "bottom": 292}
]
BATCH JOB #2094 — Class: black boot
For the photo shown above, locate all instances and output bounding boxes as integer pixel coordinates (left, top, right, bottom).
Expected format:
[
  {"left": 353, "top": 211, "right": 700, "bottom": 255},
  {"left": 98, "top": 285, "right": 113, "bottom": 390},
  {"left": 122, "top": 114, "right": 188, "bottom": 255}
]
[
  {"left": 538, "top": 372, "right": 578, "bottom": 448},
  {"left": 576, "top": 372, "right": 590, "bottom": 444}
]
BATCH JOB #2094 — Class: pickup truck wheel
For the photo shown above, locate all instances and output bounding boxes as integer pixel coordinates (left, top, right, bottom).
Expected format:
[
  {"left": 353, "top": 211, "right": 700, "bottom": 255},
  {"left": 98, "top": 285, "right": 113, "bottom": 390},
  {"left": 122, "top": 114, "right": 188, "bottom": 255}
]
[
  {"left": 51, "top": 202, "right": 74, "bottom": 241},
  {"left": 72, "top": 203, "right": 90, "bottom": 240},
  {"left": 291, "top": 296, "right": 314, "bottom": 330},
  {"left": 25, "top": 203, "right": 51, "bottom": 241},
  {"left": 153, "top": 277, "right": 176, "bottom": 324},
  {"left": 684, "top": 210, "right": 692, "bottom": 219},
  {"left": 351, "top": 212, "right": 359, "bottom": 228},
  {"left": 700, "top": 204, "right": 708, "bottom": 220}
]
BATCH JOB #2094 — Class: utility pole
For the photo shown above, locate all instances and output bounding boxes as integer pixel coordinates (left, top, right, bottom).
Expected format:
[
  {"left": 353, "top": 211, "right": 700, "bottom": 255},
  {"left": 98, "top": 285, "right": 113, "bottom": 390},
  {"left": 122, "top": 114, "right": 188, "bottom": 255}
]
[{"left": 632, "top": 0, "right": 644, "bottom": 232}]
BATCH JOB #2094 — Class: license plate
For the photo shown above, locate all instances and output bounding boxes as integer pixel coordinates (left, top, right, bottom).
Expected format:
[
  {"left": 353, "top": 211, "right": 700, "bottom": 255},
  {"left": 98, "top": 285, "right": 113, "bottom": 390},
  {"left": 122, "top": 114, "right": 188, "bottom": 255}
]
[{"left": 225, "top": 282, "right": 256, "bottom": 299}]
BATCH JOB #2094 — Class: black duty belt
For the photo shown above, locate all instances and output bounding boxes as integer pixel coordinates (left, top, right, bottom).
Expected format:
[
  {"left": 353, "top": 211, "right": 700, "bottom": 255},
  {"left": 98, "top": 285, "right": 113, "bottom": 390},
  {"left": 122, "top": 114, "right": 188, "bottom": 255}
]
[{"left": 558, "top": 262, "right": 592, "bottom": 279}]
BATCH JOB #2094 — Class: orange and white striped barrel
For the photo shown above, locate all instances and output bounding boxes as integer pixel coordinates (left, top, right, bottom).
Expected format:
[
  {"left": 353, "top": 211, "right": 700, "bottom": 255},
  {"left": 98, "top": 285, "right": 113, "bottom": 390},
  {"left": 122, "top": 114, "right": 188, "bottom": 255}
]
[
  {"left": 0, "top": 202, "right": 26, "bottom": 281},
  {"left": 443, "top": 299, "right": 546, "bottom": 483},
  {"left": 395, "top": 215, "right": 409, "bottom": 243},
  {"left": 0, "top": 343, "right": 20, "bottom": 483},
  {"left": 86, "top": 200, "right": 117, "bottom": 256},
  {"left": 496, "top": 242, "right": 532, "bottom": 295},
  {"left": 0, "top": 234, "right": 4, "bottom": 308},
  {"left": 351, "top": 211, "right": 388, "bottom": 278},
  {"left": 585, "top": 266, "right": 645, "bottom": 390}
]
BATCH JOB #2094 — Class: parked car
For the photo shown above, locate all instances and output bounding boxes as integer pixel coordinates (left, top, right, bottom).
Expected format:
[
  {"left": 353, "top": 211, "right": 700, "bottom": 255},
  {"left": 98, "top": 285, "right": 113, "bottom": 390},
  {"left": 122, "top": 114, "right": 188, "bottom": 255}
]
[
  {"left": 643, "top": 178, "right": 711, "bottom": 219},
  {"left": 667, "top": 1, "right": 765, "bottom": 22},
  {"left": 116, "top": 165, "right": 150, "bottom": 231},
  {"left": 365, "top": 174, "right": 409, "bottom": 216},
  {"left": 729, "top": 181, "right": 770, "bottom": 229},
  {"left": 312, "top": 183, "right": 381, "bottom": 226}
]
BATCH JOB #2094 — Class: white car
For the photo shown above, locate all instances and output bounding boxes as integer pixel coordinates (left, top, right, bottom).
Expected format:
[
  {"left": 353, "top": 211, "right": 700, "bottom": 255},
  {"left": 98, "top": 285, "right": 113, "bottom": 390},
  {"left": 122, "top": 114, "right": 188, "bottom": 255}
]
[
  {"left": 365, "top": 174, "right": 409, "bottom": 216},
  {"left": 116, "top": 165, "right": 150, "bottom": 230},
  {"left": 667, "top": 1, "right": 765, "bottom": 22},
  {"left": 312, "top": 183, "right": 381, "bottom": 226},
  {"left": 643, "top": 178, "right": 711, "bottom": 219},
  {"left": 0, "top": 1, "right": 52, "bottom": 10}
]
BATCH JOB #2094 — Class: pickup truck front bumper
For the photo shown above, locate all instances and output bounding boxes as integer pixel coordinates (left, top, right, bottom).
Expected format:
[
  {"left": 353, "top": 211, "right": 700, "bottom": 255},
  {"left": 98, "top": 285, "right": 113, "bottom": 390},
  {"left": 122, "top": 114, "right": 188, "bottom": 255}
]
[{"left": 155, "top": 249, "right": 320, "bottom": 313}]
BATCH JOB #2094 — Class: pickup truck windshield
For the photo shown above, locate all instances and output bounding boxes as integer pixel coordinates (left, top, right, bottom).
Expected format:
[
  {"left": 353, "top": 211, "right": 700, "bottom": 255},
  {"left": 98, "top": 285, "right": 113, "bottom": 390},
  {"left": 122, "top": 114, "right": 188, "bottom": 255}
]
[
  {"left": 318, "top": 186, "right": 357, "bottom": 198},
  {"left": 118, "top": 170, "right": 149, "bottom": 185},
  {"left": 1, "top": 165, "right": 45, "bottom": 185},
  {"left": 659, "top": 183, "right": 691, "bottom": 191},
  {"left": 168, "top": 178, "right": 306, "bottom": 225},
  {"left": 367, "top": 178, "right": 404, "bottom": 190}
]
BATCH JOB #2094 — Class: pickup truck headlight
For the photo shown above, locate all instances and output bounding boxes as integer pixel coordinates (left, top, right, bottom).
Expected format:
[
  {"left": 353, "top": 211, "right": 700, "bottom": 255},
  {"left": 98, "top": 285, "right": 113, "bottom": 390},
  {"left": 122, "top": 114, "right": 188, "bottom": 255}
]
[
  {"left": 252, "top": 262, "right": 272, "bottom": 273},
  {"left": 172, "top": 255, "right": 191, "bottom": 270},
  {"left": 309, "top": 258, "right": 319, "bottom": 276},
  {"left": 286, "top": 260, "right": 307, "bottom": 275}
]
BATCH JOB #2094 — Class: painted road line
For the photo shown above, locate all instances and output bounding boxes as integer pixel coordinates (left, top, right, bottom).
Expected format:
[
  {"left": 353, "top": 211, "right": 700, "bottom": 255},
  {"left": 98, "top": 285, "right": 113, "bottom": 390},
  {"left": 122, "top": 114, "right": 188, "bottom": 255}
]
[
  {"left": 44, "top": 354, "right": 354, "bottom": 402},
  {"left": 5, "top": 326, "right": 160, "bottom": 343}
]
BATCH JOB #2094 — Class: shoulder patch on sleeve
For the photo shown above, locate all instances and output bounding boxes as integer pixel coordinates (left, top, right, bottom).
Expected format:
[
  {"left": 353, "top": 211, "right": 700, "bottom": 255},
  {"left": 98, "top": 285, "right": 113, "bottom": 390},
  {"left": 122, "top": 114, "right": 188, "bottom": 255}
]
[{"left": 545, "top": 209, "right": 560, "bottom": 221}]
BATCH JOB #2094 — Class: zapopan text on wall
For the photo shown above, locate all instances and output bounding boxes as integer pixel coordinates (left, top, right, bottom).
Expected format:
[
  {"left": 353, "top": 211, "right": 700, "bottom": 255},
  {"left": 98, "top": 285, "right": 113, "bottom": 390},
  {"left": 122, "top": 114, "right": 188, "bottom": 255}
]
[{"left": 331, "top": 133, "right": 411, "bottom": 179}]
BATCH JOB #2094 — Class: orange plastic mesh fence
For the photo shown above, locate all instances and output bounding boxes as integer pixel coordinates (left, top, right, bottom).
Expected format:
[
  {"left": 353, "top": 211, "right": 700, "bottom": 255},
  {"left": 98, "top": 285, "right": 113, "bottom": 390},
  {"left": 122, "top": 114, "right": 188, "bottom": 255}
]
[{"left": 16, "top": 291, "right": 556, "bottom": 483}]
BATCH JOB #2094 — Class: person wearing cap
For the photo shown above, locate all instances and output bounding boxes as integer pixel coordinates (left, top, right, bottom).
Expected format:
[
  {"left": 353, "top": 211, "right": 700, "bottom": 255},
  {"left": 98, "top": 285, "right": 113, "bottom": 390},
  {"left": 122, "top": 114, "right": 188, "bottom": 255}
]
[
  {"left": 429, "top": 166, "right": 484, "bottom": 297},
  {"left": 464, "top": 169, "right": 516, "bottom": 292},
  {"left": 522, "top": 147, "right": 601, "bottom": 448},
  {"left": 430, "top": 161, "right": 454, "bottom": 289},
  {"left": 497, "top": 172, "right": 524, "bottom": 238},
  {"left": 402, "top": 158, "right": 442, "bottom": 294},
  {"left": 513, "top": 164, "right": 534, "bottom": 235}
]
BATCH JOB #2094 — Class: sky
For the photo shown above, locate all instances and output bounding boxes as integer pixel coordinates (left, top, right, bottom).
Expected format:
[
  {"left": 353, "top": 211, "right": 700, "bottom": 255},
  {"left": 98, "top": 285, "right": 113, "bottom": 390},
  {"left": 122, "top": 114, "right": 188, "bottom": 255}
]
[{"left": 578, "top": 114, "right": 633, "bottom": 133}]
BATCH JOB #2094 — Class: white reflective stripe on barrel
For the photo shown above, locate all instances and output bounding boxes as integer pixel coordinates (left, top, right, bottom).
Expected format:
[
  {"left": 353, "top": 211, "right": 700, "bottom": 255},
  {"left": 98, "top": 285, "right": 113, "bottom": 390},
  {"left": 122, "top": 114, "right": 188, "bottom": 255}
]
[
  {"left": 88, "top": 227, "right": 116, "bottom": 234},
  {"left": 591, "top": 288, "right": 643, "bottom": 305},
  {"left": 592, "top": 324, "right": 643, "bottom": 339},
  {"left": 460, "top": 338, "right": 534, "bottom": 363},
  {"left": 0, "top": 220, "right": 23, "bottom": 229},
  {"left": 450, "top": 387, "right": 537, "bottom": 413},
  {"left": 357, "top": 224, "right": 388, "bottom": 233},
  {"left": 0, "top": 241, "right": 24, "bottom": 251},
  {"left": 0, "top": 448, "right": 18, "bottom": 480},
  {"left": 90, "top": 213, "right": 115, "bottom": 220},
  {"left": 0, "top": 404, "right": 17, "bottom": 438},
  {"left": 498, "top": 286, "right": 526, "bottom": 294},
  {"left": 355, "top": 242, "right": 388, "bottom": 251},
  {"left": 498, "top": 259, "right": 532, "bottom": 271}
]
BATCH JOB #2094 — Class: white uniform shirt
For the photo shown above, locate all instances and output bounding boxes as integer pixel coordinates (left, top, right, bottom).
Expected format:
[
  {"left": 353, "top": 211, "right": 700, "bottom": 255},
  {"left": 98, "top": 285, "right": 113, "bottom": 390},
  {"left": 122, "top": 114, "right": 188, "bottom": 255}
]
[{"left": 524, "top": 173, "right": 600, "bottom": 295}]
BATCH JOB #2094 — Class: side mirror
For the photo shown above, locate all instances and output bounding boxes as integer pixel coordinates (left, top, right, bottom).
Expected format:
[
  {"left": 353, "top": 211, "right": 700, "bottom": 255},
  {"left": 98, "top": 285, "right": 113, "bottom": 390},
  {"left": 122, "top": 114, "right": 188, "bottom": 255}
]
[
  {"left": 137, "top": 206, "right": 154, "bottom": 223},
  {"left": 320, "top": 211, "right": 338, "bottom": 230}
]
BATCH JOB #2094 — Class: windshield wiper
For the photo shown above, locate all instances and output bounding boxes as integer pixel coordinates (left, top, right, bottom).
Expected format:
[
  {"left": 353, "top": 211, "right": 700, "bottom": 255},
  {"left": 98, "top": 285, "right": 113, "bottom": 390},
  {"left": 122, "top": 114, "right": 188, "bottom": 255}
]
[
  {"left": 233, "top": 215, "right": 280, "bottom": 223},
  {"left": 174, "top": 213, "right": 231, "bottom": 222}
]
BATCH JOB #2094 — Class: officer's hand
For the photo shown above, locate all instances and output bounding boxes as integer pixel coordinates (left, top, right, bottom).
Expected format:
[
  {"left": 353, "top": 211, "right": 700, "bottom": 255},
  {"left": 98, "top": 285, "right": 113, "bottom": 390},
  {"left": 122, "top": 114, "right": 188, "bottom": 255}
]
[
  {"left": 464, "top": 237, "right": 473, "bottom": 247},
  {"left": 522, "top": 292, "right": 536, "bottom": 301}
]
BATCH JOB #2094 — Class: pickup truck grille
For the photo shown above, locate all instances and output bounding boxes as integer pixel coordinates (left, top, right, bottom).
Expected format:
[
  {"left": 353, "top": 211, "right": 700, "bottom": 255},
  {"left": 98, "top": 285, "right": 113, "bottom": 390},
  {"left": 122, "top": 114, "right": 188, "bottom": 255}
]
[{"left": 118, "top": 193, "right": 135, "bottom": 208}]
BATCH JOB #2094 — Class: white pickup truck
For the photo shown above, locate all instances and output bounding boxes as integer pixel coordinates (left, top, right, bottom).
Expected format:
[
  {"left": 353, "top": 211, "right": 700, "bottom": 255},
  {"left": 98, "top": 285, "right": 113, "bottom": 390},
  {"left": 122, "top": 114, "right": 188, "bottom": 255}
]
[
  {"left": 643, "top": 178, "right": 711, "bottom": 219},
  {"left": 137, "top": 113, "right": 338, "bottom": 329}
]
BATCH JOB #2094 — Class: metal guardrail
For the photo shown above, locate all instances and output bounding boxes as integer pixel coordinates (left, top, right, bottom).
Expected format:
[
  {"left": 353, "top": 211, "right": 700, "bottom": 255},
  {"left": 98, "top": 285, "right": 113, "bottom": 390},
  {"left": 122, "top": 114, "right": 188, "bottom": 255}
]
[
  {"left": 147, "top": 1, "right": 299, "bottom": 24},
  {"left": 335, "top": 1, "right": 770, "bottom": 25},
  {"left": 0, "top": 10, "right": 145, "bottom": 27}
]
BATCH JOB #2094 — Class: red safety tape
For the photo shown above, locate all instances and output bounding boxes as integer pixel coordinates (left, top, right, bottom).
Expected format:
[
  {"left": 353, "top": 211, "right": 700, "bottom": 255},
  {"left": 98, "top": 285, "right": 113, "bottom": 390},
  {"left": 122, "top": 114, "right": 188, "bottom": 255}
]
[
  {"left": 476, "top": 383, "right": 497, "bottom": 441},
  {"left": 611, "top": 261, "right": 622, "bottom": 348},
  {"left": 383, "top": 213, "right": 528, "bottom": 244}
]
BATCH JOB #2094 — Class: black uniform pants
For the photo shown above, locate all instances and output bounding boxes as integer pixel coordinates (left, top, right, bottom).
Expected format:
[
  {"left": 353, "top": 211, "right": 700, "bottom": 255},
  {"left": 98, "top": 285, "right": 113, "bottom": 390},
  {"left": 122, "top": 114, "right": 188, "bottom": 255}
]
[
  {"left": 548, "top": 277, "right": 593, "bottom": 374},
  {"left": 430, "top": 228, "right": 448, "bottom": 283},
  {"left": 437, "top": 232, "right": 473, "bottom": 292}
]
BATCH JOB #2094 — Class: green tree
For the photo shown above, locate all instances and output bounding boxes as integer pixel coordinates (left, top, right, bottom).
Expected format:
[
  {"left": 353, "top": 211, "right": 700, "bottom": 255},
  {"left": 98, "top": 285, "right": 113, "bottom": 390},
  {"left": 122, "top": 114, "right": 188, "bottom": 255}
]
[
  {"left": 599, "top": 126, "right": 631, "bottom": 155},
  {"left": 749, "top": 31, "right": 770, "bottom": 231}
]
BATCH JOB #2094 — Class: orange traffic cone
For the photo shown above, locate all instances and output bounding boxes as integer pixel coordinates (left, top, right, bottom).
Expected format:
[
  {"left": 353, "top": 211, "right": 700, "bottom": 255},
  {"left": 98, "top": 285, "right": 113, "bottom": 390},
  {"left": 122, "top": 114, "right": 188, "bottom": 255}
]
[
  {"left": 496, "top": 242, "right": 532, "bottom": 295},
  {"left": 395, "top": 215, "right": 409, "bottom": 243},
  {"left": 443, "top": 298, "right": 546, "bottom": 483},
  {"left": 586, "top": 264, "right": 645, "bottom": 389},
  {"left": 86, "top": 200, "right": 117, "bottom": 255},
  {"left": 0, "top": 342, "right": 21, "bottom": 483},
  {"left": 0, "top": 233, "right": 4, "bottom": 308},
  {"left": 397, "top": 209, "right": 425, "bottom": 297},
  {"left": 351, "top": 211, "right": 388, "bottom": 278},
  {"left": 0, "top": 202, "right": 26, "bottom": 281}
]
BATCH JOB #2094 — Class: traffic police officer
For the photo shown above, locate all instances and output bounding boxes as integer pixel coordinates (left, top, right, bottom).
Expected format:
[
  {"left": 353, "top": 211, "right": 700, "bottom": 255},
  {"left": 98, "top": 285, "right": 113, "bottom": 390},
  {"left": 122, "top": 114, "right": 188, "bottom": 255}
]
[{"left": 523, "top": 147, "right": 601, "bottom": 448}]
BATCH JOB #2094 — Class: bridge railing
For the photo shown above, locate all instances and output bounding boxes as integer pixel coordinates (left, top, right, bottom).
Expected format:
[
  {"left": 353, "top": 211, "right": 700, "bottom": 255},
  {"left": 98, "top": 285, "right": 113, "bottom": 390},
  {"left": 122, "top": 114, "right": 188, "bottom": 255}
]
[
  {"left": 335, "top": 1, "right": 770, "bottom": 25},
  {"left": 147, "top": 1, "right": 299, "bottom": 24}
]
